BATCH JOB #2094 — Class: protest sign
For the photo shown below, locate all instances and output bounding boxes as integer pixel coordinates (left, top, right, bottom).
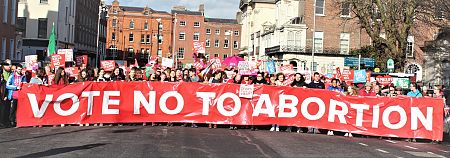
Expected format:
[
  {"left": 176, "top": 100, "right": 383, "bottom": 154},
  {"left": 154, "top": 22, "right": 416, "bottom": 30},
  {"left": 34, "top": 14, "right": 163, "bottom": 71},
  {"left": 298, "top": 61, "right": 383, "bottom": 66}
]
[
  {"left": 25, "top": 55, "right": 38, "bottom": 70},
  {"left": 76, "top": 55, "right": 88, "bottom": 66},
  {"left": 239, "top": 84, "right": 254, "bottom": 99},
  {"left": 209, "top": 57, "right": 222, "bottom": 70},
  {"left": 51, "top": 54, "right": 65, "bottom": 68},
  {"left": 57, "top": 49, "right": 74, "bottom": 62},
  {"left": 353, "top": 70, "right": 367, "bottom": 83},
  {"left": 238, "top": 61, "right": 252, "bottom": 75},
  {"left": 193, "top": 41, "right": 206, "bottom": 54},
  {"left": 101, "top": 60, "right": 115, "bottom": 72},
  {"left": 162, "top": 57, "right": 174, "bottom": 68},
  {"left": 65, "top": 67, "right": 79, "bottom": 78}
]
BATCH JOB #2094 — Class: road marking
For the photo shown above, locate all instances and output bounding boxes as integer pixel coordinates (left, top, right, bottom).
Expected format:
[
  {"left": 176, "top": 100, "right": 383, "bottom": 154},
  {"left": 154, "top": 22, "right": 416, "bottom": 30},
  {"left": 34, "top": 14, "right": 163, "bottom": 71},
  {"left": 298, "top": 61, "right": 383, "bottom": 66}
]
[
  {"left": 376, "top": 149, "right": 389, "bottom": 153},
  {"left": 385, "top": 140, "right": 397, "bottom": 144},
  {"left": 358, "top": 143, "right": 368, "bottom": 147},
  {"left": 405, "top": 151, "right": 446, "bottom": 157},
  {"left": 440, "top": 150, "right": 449, "bottom": 153},
  {"left": 427, "top": 152, "right": 446, "bottom": 158},
  {"left": 404, "top": 145, "right": 418, "bottom": 150}
]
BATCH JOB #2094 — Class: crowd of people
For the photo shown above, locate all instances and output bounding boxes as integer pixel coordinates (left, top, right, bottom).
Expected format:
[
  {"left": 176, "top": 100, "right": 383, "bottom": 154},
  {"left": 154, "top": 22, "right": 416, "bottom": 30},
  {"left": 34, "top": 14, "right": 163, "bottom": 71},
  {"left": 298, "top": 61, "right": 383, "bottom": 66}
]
[{"left": 0, "top": 59, "right": 449, "bottom": 143}]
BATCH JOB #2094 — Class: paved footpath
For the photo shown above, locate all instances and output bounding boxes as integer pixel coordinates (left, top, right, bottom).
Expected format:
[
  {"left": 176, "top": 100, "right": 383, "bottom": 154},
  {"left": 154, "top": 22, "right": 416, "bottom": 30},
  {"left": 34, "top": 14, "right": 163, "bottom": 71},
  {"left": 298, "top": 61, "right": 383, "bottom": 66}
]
[{"left": 0, "top": 126, "right": 449, "bottom": 158}]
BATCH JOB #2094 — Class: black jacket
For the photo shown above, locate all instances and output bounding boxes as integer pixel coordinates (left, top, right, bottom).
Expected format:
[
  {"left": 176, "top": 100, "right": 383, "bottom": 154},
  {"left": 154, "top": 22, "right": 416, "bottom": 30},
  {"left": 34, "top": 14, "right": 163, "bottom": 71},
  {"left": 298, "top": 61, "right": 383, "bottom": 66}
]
[{"left": 307, "top": 81, "right": 325, "bottom": 89}]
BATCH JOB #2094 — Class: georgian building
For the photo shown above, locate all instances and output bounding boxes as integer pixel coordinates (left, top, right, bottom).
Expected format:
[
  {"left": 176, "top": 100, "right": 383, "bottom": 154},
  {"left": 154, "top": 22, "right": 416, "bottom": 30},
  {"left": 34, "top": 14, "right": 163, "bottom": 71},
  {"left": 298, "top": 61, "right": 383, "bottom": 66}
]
[{"left": 0, "top": 0, "right": 18, "bottom": 62}]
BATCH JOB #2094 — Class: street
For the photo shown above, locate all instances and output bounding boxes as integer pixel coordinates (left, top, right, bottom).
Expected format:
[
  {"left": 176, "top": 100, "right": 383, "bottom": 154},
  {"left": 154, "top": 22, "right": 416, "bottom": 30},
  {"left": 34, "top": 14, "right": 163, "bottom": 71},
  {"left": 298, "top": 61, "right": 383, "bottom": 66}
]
[{"left": 0, "top": 126, "right": 449, "bottom": 158}]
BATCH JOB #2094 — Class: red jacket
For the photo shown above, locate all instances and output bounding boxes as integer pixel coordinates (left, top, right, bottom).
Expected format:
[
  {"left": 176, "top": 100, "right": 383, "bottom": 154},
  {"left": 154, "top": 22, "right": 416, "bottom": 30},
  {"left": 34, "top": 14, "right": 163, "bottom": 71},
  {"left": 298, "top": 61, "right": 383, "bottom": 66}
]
[{"left": 359, "top": 88, "right": 376, "bottom": 96}]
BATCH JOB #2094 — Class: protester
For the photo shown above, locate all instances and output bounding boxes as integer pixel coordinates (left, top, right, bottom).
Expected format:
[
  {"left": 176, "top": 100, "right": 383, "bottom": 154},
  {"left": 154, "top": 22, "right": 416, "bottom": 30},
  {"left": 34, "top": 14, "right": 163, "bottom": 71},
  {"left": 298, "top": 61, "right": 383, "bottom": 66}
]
[
  {"left": 189, "top": 68, "right": 199, "bottom": 82},
  {"left": 307, "top": 72, "right": 325, "bottom": 134},
  {"left": 6, "top": 64, "right": 26, "bottom": 127},
  {"left": 270, "top": 73, "right": 286, "bottom": 132},
  {"left": 268, "top": 74, "right": 276, "bottom": 86},
  {"left": 373, "top": 85, "right": 382, "bottom": 96},
  {"left": 96, "top": 69, "right": 109, "bottom": 82},
  {"left": 0, "top": 62, "right": 11, "bottom": 128},
  {"left": 385, "top": 86, "right": 397, "bottom": 97},
  {"left": 407, "top": 83, "right": 422, "bottom": 98},
  {"left": 77, "top": 69, "right": 91, "bottom": 82},
  {"left": 291, "top": 73, "right": 306, "bottom": 88},
  {"left": 54, "top": 67, "right": 69, "bottom": 85},
  {"left": 327, "top": 79, "right": 343, "bottom": 93},
  {"left": 253, "top": 72, "right": 268, "bottom": 85},
  {"left": 359, "top": 82, "right": 376, "bottom": 96},
  {"left": 30, "top": 68, "right": 48, "bottom": 85},
  {"left": 126, "top": 67, "right": 142, "bottom": 81},
  {"left": 160, "top": 73, "right": 168, "bottom": 82},
  {"left": 111, "top": 67, "right": 125, "bottom": 81}
]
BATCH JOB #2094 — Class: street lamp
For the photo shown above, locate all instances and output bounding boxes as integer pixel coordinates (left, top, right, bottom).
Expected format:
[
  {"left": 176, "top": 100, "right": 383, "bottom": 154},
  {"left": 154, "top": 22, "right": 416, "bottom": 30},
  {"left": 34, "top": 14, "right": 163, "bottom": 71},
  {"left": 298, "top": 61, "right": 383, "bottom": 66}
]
[
  {"left": 172, "top": 14, "right": 177, "bottom": 68},
  {"left": 156, "top": 18, "right": 162, "bottom": 58}
]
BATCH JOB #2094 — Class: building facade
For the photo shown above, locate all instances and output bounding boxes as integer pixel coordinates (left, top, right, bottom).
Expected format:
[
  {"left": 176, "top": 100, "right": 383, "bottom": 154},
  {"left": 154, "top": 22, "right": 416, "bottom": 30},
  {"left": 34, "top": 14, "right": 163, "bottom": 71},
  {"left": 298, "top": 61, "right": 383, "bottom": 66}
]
[
  {"left": 17, "top": 0, "right": 76, "bottom": 61},
  {"left": 75, "top": 0, "right": 101, "bottom": 66},
  {"left": 106, "top": 0, "right": 173, "bottom": 64},
  {"left": 204, "top": 18, "right": 241, "bottom": 61},
  {"left": 0, "top": 0, "right": 18, "bottom": 62}
]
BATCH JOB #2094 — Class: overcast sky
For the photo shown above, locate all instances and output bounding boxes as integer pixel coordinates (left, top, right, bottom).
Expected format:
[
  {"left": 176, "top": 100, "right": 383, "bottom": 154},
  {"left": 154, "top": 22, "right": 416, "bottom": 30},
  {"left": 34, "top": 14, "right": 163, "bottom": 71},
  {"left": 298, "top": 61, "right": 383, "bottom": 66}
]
[{"left": 106, "top": 0, "right": 241, "bottom": 19}]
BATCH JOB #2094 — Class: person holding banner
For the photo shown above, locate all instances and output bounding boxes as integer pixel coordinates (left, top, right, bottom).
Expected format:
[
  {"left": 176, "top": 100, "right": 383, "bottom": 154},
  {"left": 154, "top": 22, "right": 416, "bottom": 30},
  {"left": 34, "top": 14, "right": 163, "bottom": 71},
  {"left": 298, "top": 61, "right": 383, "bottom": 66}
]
[
  {"left": 253, "top": 72, "right": 268, "bottom": 85},
  {"left": 54, "top": 67, "right": 69, "bottom": 85},
  {"left": 407, "top": 83, "right": 423, "bottom": 98},
  {"left": 291, "top": 73, "right": 307, "bottom": 88},
  {"left": 77, "top": 69, "right": 93, "bottom": 82},
  {"left": 270, "top": 73, "right": 286, "bottom": 132},
  {"left": 111, "top": 67, "right": 125, "bottom": 81},
  {"left": 6, "top": 64, "right": 26, "bottom": 127},
  {"left": 307, "top": 72, "right": 325, "bottom": 134},
  {"left": 126, "top": 67, "right": 142, "bottom": 82},
  {"left": 96, "top": 69, "right": 109, "bottom": 82},
  {"left": 359, "top": 82, "right": 376, "bottom": 97},
  {"left": 209, "top": 71, "right": 224, "bottom": 129}
]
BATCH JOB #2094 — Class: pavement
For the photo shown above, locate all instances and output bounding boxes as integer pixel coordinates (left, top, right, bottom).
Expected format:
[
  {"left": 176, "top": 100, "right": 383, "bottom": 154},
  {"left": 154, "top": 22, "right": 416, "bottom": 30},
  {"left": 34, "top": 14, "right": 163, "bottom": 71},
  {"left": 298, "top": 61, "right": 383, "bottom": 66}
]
[{"left": 0, "top": 125, "right": 449, "bottom": 158}]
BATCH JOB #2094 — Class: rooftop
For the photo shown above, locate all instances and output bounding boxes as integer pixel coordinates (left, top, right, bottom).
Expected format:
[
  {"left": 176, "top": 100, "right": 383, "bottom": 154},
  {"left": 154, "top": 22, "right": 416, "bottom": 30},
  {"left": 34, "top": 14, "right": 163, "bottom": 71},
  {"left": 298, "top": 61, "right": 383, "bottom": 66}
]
[{"left": 205, "top": 18, "right": 238, "bottom": 24}]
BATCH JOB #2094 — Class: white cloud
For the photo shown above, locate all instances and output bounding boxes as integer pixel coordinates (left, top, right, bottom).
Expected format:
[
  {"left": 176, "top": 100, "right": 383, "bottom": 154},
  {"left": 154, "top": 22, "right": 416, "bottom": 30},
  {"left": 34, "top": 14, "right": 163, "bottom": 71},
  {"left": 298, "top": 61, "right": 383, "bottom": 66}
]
[{"left": 106, "top": 0, "right": 240, "bottom": 19}]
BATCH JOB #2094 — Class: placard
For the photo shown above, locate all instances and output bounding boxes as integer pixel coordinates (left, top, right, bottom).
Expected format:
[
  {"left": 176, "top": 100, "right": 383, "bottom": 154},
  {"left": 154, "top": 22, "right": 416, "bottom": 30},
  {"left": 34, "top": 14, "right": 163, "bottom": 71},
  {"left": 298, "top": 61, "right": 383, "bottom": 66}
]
[
  {"left": 238, "top": 61, "right": 252, "bottom": 75},
  {"left": 25, "top": 55, "right": 38, "bottom": 70},
  {"left": 193, "top": 41, "right": 206, "bottom": 54},
  {"left": 65, "top": 67, "right": 79, "bottom": 78},
  {"left": 209, "top": 57, "right": 222, "bottom": 70},
  {"left": 239, "top": 84, "right": 254, "bottom": 98},
  {"left": 101, "top": 60, "right": 116, "bottom": 72},
  {"left": 76, "top": 55, "right": 88, "bottom": 66},
  {"left": 57, "top": 49, "right": 74, "bottom": 62},
  {"left": 353, "top": 69, "right": 367, "bottom": 83},
  {"left": 51, "top": 54, "right": 65, "bottom": 68},
  {"left": 162, "top": 57, "right": 174, "bottom": 68},
  {"left": 267, "top": 61, "right": 276, "bottom": 75}
]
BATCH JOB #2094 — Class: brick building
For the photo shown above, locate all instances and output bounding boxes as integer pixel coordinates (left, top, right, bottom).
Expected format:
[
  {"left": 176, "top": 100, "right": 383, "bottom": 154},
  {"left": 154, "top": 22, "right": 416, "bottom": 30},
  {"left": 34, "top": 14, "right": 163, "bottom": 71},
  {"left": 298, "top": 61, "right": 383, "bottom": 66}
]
[
  {"left": 204, "top": 18, "right": 241, "bottom": 61},
  {"left": 0, "top": 0, "right": 18, "bottom": 62},
  {"left": 106, "top": 0, "right": 173, "bottom": 64}
]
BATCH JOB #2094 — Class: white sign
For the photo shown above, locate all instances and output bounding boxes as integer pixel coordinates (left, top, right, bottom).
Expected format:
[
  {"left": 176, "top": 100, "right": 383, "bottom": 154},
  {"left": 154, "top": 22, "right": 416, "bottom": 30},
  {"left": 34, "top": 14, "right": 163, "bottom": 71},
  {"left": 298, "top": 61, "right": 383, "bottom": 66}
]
[
  {"left": 162, "top": 57, "right": 174, "bottom": 68},
  {"left": 25, "top": 55, "right": 38, "bottom": 70},
  {"left": 239, "top": 84, "right": 254, "bottom": 99},
  {"left": 57, "top": 49, "right": 74, "bottom": 62}
]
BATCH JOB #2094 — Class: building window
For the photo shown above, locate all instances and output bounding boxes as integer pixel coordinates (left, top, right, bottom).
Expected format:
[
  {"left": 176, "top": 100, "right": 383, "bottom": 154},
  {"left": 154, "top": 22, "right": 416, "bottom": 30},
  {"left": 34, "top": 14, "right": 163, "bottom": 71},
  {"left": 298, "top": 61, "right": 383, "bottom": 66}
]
[
  {"left": 146, "top": 49, "right": 150, "bottom": 54},
  {"left": 406, "top": 36, "right": 414, "bottom": 58},
  {"left": 194, "top": 22, "right": 200, "bottom": 27},
  {"left": 340, "top": 33, "right": 350, "bottom": 54},
  {"left": 214, "top": 54, "right": 219, "bottom": 58},
  {"left": 11, "top": 0, "right": 16, "bottom": 25},
  {"left": 146, "top": 34, "right": 151, "bottom": 44},
  {"left": 233, "top": 41, "right": 238, "bottom": 49},
  {"left": 144, "top": 11, "right": 149, "bottom": 16},
  {"left": 180, "top": 21, "right": 186, "bottom": 26},
  {"left": 341, "top": 2, "right": 351, "bottom": 17},
  {"left": 144, "top": 22, "right": 148, "bottom": 30},
  {"left": 215, "top": 39, "right": 220, "bottom": 48},
  {"left": 157, "top": 49, "right": 162, "bottom": 57},
  {"left": 177, "top": 48, "right": 185, "bottom": 59},
  {"left": 128, "top": 48, "right": 134, "bottom": 54},
  {"left": 287, "top": 31, "right": 295, "bottom": 46},
  {"left": 17, "top": 17, "right": 26, "bottom": 36},
  {"left": 130, "top": 21, "right": 135, "bottom": 29},
  {"left": 206, "top": 39, "right": 211, "bottom": 47},
  {"left": 314, "top": 31, "right": 324, "bottom": 53},
  {"left": 140, "top": 48, "right": 145, "bottom": 54},
  {"left": 141, "top": 34, "right": 145, "bottom": 43},
  {"left": 112, "top": 32, "right": 116, "bottom": 40},
  {"left": 38, "top": 18, "right": 47, "bottom": 38},
  {"left": 206, "top": 28, "right": 211, "bottom": 34},
  {"left": 158, "top": 35, "right": 163, "bottom": 44},
  {"left": 234, "top": 31, "right": 239, "bottom": 36},
  {"left": 40, "top": 0, "right": 48, "bottom": 4},
  {"left": 193, "top": 32, "right": 200, "bottom": 41},
  {"left": 2, "top": 0, "right": 7, "bottom": 23},
  {"left": 1, "top": 38, "right": 5, "bottom": 60},
  {"left": 295, "top": 32, "right": 301, "bottom": 48},
  {"left": 179, "top": 32, "right": 185, "bottom": 40},
  {"left": 223, "top": 54, "right": 228, "bottom": 59},
  {"left": 224, "top": 40, "right": 229, "bottom": 48},
  {"left": 129, "top": 33, "right": 134, "bottom": 42},
  {"left": 313, "top": 62, "right": 318, "bottom": 72},
  {"left": 315, "top": 0, "right": 325, "bottom": 16},
  {"left": 215, "top": 29, "right": 220, "bottom": 35},
  {"left": 112, "top": 19, "right": 117, "bottom": 28}
]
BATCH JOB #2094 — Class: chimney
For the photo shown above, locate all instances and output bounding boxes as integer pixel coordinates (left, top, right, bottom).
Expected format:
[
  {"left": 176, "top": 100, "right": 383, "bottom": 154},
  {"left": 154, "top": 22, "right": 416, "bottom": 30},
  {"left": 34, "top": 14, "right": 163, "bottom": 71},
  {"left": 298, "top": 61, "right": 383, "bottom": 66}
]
[{"left": 199, "top": 4, "right": 205, "bottom": 15}]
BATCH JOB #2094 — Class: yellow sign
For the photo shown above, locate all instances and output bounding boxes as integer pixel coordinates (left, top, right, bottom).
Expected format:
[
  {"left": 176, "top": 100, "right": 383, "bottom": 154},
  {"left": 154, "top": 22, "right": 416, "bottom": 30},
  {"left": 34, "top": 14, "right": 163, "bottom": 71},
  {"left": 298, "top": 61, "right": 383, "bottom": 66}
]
[{"left": 374, "top": 68, "right": 380, "bottom": 73}]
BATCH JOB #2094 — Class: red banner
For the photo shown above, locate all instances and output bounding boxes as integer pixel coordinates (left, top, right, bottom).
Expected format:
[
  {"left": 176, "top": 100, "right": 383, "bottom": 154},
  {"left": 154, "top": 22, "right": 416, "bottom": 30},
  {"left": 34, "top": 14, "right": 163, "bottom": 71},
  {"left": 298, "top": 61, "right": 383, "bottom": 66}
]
[
  {"left": 17, "top": 82, "right": 444, "bottom": 140},
  {"left": 376, "top": 75, "right": 394, "bottom": 86},
  {"left": 65, "top": 67, "right": 79, "bottom": 78},
  {"left": 101, "top": 60, "right": 116, "bottom": 72},
  {"left": 51, "top": 54, "right": 65, "bottom": 68}
]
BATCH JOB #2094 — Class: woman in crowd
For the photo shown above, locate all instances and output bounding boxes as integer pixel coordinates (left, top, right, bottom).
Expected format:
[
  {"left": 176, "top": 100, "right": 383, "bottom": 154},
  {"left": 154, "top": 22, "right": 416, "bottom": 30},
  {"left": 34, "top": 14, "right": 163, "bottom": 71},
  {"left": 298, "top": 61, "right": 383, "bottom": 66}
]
[
  {"left": 291, "top": 73, "right": 306, "bottom": 88},
  {"left": 253, "top": 72, "right": 268, "bottom": 85},
  {"left": 96, "top": 69, "right": 108, "bottom": 82},
  {"left": 111, "top": 67, "right": 125, "bottom": 81},
  {"left": 30, "top": 68, "right": 48, "bottom": 85},
  {"left": 345, "top": 85, "right": 359, "bottom": 96},
  {"left": 77, "top": 69, "right": 91, "bottom": 82},
  {"left": 373, "top": 85, "right": 382, "bottom": 96},
  {"left": 270, "top": 73, "right": 285, "bottom": 132},
  {"left": 385, "top": 86, "right": 397, "bottom": 97},
  {"left": 160, "top": 72, "right": 168, "bottom": 82},
  {"left": 269, "top": 74, "right": 277, "bottom": 86},
  {"left": 240, "top": 75, "right": 252, "bottom": 85},
  {"left": 228, "top": 73, "right": 241, "bottom": 84},
  {"left": 169, "top": 70, "right": 177, "bottom": 82},
  {"left": 54, "top": 67, "right": 69, "bottom": 85},
  {"left": 407, "top": 83, "right": 422, "bottom": 98},
  {"left": 126, "top": 67, "right": 141, "bottom": 81},
  {"left": 149, "top": 73, "right": 159, "bottom": 82},
  {"left": 208, "top": 71, "right": 224, "bottom": 129}
]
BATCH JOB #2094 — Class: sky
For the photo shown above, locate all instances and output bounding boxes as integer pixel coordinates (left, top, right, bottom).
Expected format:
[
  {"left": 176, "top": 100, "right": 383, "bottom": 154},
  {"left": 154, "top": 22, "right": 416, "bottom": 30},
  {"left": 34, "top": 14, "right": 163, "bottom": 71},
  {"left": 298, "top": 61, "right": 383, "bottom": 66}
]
[{"left": 106, "top": 0, "right": 241, "bottom": 19}]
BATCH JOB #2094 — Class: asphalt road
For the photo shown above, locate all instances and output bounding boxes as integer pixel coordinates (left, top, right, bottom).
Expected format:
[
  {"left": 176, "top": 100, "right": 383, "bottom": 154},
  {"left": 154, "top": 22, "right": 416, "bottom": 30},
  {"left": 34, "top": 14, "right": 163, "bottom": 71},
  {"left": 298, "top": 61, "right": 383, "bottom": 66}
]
[{"left": 0, "top": 126, "right": 449, "bottom": 158}]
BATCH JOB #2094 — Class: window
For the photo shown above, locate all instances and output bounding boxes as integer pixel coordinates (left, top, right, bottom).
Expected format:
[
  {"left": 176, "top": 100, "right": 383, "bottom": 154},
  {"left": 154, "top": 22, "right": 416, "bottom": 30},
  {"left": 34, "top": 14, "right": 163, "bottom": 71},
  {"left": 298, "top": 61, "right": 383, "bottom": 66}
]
[
  {"left": 3, "top": 0, "right": 8, "bottom": 23},
  {"left": 180, "top": 21, "right": 186, "bottom": 26},
  {"left": 224, "top": 39, "right": 229, "bottom": 48},
  {"left": 146, "top": 34, "right": 151, "bottom": 44},
  {"left": 177, "top": 48, "right": 185, "bottom": 59},
  {"left": 179, "top": 32, "right": 185, "bottom": 40},
  {"left": 206, "top": 28, "right": 211, "bottom": 34},
  {"left": 157, "top": 49, "right": 162, "bottom": 57},
  {"left": 146, "top": 49, "right": 150, "bottom": 54},
  {"left": 40, "top": 0, "right": 48, "bottom": 4},
  {"left": 215, "top": 39, "right": 219, "bottom": 48},
  {"left": 287, "top": 31, "right": 295, "bottom": 46},
  {"left": 141, "top": 48, "right": 145, "bottom": 54},
  {"left": 193, "top": 32, "right": 200, "bottom": 41},
  {"left": 234, "top": 31, "right": 239, "bottom": 36},
  {"left": 129, "top": 33, "right": 134, "bottom": 42},
  {"left": 223, "top": 54, "right": 228, "bottom": 59},
  {"left": 128, "top": 48, "right": 134, "bottom": 53},
  {"left": 313, "top": 31, "right": 324, "bottom": 53},
  {"left": 206, "top": 39, "right": 211, "bottom": 47},
  {"left": 1, "top": 38, "right": 5, "bottom": 60},
  {"left": 144, "top": 22, "right": 148, "bottom": 30},
  {"left": 225, "top": 30, "right": 232, "bottom": 36},
  {"left": 313, "top": 62, "right": 318, "bottom": 72},
  {"left": 233, "top": 41, "right": 238, "bottom": 49},
  {"left": 130, "top": 21, "right": 135, "bottom": 29},
  {"left": 315, "top": 0, "right": 325, "bottom": 16},
  {"left": 112, "top": 19, "right": 117, "bottom": 28},
  {"left": 214, "top": 54, "right": 219, "bottom": 58},
  {"left": 406, "top": 36, "right": 414, "bottom": 58},
  {"left": 112, "top": 32, "right": 116, "bottom": 40},
  {"left": 341, "top": 2, "right": 350, "bottom": 17},
  {"left": 158, "top": 35, "right": 163, "bottom": 44},
  {"left": 144, "top": 11, "right": 149, "bottom": 16},
  {"left": 11, "top": 0, "right": 16, "bottom": 25},
  {"left": 194, "top": 22, "right": 200, "bottom": 27},
  {"left": 38, "top": 18, "right": 48, "bottom": 38},
  {"left": 215, "top": 29, "right": 220, "bottom": 35},
  {"left": 141, "top": 34, "right": 145, "bottom": 43},
  {"left": 340, "top": 33, "right": 350, "bottom": 54},
  {"left": 17, "top": 17, "right": 26, "bottom": 36}
]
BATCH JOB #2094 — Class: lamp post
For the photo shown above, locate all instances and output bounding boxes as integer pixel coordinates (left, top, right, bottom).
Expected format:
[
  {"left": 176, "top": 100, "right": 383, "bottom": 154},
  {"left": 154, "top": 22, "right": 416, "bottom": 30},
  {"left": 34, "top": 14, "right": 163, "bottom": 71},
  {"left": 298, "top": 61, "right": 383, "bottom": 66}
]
[
  {"left": 172, "top": 14, "right": 177, "bottom": 68},
  {"left": 311, "top": 0, "right": 316, "bottom": 74},
  {"left": 156, "top": 18, "right": 162, "bottom": 58}
]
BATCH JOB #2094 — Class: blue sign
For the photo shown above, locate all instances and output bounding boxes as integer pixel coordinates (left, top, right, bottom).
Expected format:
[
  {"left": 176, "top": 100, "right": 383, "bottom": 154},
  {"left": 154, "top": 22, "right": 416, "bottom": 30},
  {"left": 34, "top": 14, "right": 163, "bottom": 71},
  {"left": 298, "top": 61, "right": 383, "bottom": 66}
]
[
  {"left": 266, "top": 61, "right": 276, "bottom": 75},
  {"left": 354, "top": 69, "right": 367, "bottom": 83},
  {"left": 344, "top": 57, "right": 375, "bottom": 68}
]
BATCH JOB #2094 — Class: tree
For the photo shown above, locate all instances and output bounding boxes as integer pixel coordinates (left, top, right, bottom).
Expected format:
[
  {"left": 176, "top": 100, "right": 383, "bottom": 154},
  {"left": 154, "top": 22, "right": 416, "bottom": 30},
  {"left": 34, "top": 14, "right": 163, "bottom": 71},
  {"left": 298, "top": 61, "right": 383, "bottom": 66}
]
[{"left": 336, "top": 0, "right": 449, "bottom": 71}]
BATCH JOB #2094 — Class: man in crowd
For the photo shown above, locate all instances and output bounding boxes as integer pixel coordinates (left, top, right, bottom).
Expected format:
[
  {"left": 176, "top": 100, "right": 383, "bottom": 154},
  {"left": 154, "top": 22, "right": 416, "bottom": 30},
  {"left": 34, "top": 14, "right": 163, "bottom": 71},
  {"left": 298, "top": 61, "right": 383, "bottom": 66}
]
[
  {"left": 307, "top": 72, "right": 325, "bottom": 134},
  {"left": 327, "top": 78, "right": 343, "bottom": 92},
  {"left": 6, "top": 64, "right": 25, "bottom": 127},
  {"left": 0, "top": 61, "right": 12, "bottom": 128},
  {"left": 189, "top": 68, "right": 199, "bottom": 82},
  {"left": 359, "top": 82, "right": 376, "bottom": 96}
]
